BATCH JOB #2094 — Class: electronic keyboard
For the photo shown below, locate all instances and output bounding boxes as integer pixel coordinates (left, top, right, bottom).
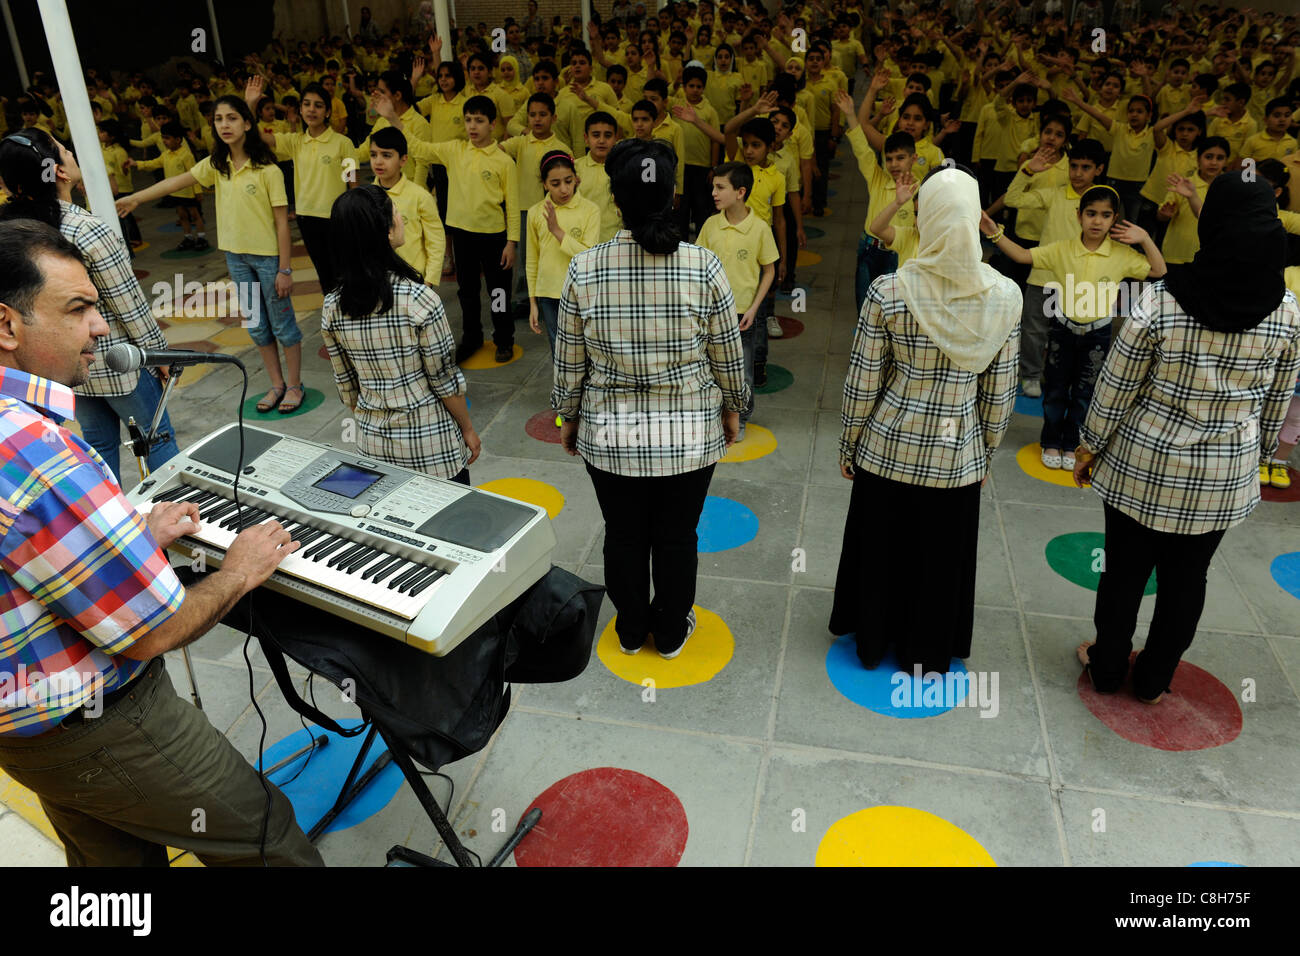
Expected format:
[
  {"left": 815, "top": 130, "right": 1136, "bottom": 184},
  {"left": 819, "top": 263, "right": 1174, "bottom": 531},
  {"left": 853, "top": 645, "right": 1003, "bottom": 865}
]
[{"left": 125, "top": 423, "right": 556, "bottom": 656}]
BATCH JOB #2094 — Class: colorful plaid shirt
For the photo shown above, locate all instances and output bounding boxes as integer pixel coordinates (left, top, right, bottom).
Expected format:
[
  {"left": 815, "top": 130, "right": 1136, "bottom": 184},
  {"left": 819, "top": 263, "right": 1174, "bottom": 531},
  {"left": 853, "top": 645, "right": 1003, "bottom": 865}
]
[
  {"left": 0, "top": 368, "right": 183, "bottom": 736},
  {"left": 1080, "top": 283, "right": 1300, "bottom": 535},
  {"left": 551, "top": 231, "right": 750, "bottom": 477},
  {"left": 841, "top": 273, "right": 1022, "bottom": 487},
  {"left": 320, "top": 277, "right": 470, "bottom": 478},
  {"left": 59, "top": 201, "right": 170, "bottom": 399}
]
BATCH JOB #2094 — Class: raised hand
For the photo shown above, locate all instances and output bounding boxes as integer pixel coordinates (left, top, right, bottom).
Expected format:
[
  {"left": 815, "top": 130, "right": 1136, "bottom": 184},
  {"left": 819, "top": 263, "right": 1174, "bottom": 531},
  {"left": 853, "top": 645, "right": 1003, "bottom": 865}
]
[
  {"left": 1109, "top": 219, "right": 1149, "bottom": 245},
  {"left": 757, "top": 89, "right": 779, "bottom": 112},
  {"left": 244, "top": 73, "right": 265, "bottom": 106},
  {"left": 411, "top": 54, "right": 426, "bottom": 84},
  {"left": 894, "top": 173, "right": 918, "bottom": 204},
  {"left": 1167, "top": 173, "right": 1196, "bottom": 198},
  {"left": 671, "top": 102, "right": 698, "bottom": 123},
  {"left": 833, "top": 88, "right": 854, "bottom": 116},
  {"left": 371, "top": 89, "right": 397, "bottom": 120}
]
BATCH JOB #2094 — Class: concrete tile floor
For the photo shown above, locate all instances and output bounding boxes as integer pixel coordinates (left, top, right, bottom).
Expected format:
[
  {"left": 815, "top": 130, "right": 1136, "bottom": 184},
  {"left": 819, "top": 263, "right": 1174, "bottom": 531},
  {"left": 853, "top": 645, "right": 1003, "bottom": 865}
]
[{"left": 4, "top": 136, "right": 1299, "bottom": 868}]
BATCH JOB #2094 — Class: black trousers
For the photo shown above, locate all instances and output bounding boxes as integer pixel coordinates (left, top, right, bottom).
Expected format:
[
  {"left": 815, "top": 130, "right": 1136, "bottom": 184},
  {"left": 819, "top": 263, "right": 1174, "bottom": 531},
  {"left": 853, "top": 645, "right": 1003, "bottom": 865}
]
[
  {"left": 429, "top": 164, "right": 450, "bottom": 224},
  {"left": 1089, "top": 503, "right": 1227, "bottom": 699},
  {"left": 295, "top": 214, "right": 336, "bottom": 294},
  {"left": 585, "top": 461, "right": 715, "bottom": 646},
  {"left": 682, "top": 164, "right": 714, "bottom": 239},
  {"left": 448, "top": 227, "right": 514, "bottom": 349},
  {"left": 782, "top": 197, "right": 799, "bottom": 287},
  {"left": 812, "top": 129, "right": 833, "bottom": 211}
]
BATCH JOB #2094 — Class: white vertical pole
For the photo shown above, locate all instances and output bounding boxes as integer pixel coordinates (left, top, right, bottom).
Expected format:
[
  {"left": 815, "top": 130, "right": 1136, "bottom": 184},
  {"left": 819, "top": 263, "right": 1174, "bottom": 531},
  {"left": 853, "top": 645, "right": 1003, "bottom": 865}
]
[
  {"left": 432, "top": 0, "right": 452, "bottom": 62},
  {"left": 35, "top": 0, "right": 121, "bottom": 240},
  {"left": 204, "top": 0, "right": 225, "bottom": 64},
  {"left": 2, "top": 0, "right": 29, "bottom": 90},
  {"left": 342, "top": 0, "right": 352, "bottom": 37},
  {"left": 581, "top": 0, "right": 591, "bottom": 46}
]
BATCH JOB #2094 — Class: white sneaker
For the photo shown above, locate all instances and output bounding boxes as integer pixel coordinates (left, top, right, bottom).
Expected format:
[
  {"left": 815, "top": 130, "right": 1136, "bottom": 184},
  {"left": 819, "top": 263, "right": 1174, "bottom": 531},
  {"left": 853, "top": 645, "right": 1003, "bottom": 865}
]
[
  {"left": 658, "top": 609, "right": 697, "bottom": 660},
  {"left": 1061, "top": 451, "right": 1076, "bottom": 471},
  {"left": 1021, "top": 378, "right": 1041, "bottom": 398},
  {"left": 736, "top": 425, "right": 746, "bottom": 442},
  {"left": 766, "top": 315, "right": 783, "bottom": 338},
  {"left": 1040, "top": 447, "right": 1063, "bottom": 469}
]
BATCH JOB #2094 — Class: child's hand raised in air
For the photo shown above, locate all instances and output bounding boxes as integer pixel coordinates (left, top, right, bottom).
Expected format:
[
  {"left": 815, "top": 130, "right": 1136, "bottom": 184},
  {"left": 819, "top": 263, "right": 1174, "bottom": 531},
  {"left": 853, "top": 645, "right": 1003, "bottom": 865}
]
[
  {"left": 942, "top": 116, "right": 962, "bottom": 134},
  {"left": 1166, "top": 173, "right": 1196, "bottom": 198},
  {"left": 894, "top": 173, "right": 919, "bottom": 204},
  {"left": 756, "top": 90, "right": 779, "bottom": 113},
  {"left": 1109, "top": 220, "right": 1150, "bottom": 245},
  {"left": 1025, "top": 146, "right": 1056, "bottom": 173},
  {"left": 833, "top": 89, "right": 855, "bottom": 116},
  {"left": 671, "top": 102, "right": 698, "bottom": 124},
  {"left": 371, "top": 90, "right": 397, "bottom": 120},
  {"left": 244, "top": 74, "right": 265, "bottom": 107},
  {"left": 411, "top": 55, "right": 425, "bottom": 84}
]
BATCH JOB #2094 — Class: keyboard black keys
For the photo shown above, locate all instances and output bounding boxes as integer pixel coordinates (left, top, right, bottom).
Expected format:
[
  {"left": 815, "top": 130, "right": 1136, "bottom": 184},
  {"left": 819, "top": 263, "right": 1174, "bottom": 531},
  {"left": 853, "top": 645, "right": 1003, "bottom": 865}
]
[
  {"left": 371, "top": 558, "right": 409, "bottom": 584},
  {"left": 388, "top": 563, "right": 426, "bottom": 591},
  {"left": 361, "top": 554, "right": 403, "bottom": 581},
  {"left": 408, "top": 568, "right": 446, "bottom": 596},
  {"left": 327, "top": 543, "right": 367, "bottom": 569},
  {"left": 398, "top": 566, "right": 439, "bottom": 594}
]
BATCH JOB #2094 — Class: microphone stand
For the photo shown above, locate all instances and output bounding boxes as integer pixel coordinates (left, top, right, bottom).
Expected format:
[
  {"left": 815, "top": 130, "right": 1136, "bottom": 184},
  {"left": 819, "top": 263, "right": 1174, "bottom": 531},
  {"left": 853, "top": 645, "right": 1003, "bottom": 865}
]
[{"left": 126, "top": 363, "right": 204, "bottom": 712}]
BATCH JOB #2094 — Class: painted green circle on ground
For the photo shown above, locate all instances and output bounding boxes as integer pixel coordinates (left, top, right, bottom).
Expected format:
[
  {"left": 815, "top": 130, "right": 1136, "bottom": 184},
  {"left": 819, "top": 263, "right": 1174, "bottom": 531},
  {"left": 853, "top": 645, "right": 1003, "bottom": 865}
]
[
  {"left": 755, "top": 363, "right": 794, "bottom": 394},
  {"left": 240, "top": 386, "right": 329, "bottom": 420},
  {"left": 1045, "top": 531, "right": 1156, "bottom": 594},
  {"left": 803, "top": 226, "right": 825, "bottom": 239},
  {"left": 159, "top": 246, "right": 218, "bottom": 261}
]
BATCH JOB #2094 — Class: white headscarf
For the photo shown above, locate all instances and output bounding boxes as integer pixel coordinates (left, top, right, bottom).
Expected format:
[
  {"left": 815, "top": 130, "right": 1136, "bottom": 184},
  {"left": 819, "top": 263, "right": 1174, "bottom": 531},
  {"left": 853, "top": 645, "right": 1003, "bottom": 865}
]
[{"left": 896, "top": 167, "right": 1021, "bottom": 374}]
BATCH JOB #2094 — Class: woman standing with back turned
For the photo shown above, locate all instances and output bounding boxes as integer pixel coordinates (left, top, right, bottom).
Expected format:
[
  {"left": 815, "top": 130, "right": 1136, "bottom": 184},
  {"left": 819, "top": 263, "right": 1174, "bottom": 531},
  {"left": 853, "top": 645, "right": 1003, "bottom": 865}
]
[
  {"left": 832, "top": 165, "right": 1022, "bottom": 675},
  {"left": 552, "top": 139, "right": 749, "bottom": 660}
]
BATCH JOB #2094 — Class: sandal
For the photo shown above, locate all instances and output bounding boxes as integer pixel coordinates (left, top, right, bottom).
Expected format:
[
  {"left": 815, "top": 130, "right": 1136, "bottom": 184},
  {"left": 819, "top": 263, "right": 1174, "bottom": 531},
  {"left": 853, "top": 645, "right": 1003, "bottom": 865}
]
[
  {"left": 1041, "top": 447, "right": 1063, "bottom": 469},
  {"left": 257, "top": 384, "right": 287, "bottom": 413},
  {"left": 278, "top": 383, "right": 305, "bottom": 414}
]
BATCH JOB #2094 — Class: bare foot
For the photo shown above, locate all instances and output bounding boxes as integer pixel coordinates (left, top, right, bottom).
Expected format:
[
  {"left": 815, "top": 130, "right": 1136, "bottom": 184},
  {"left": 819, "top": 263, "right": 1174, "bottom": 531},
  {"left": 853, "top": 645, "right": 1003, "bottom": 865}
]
[{"left": 1076, "top": 641, "right": 1093, "bottom": 668}]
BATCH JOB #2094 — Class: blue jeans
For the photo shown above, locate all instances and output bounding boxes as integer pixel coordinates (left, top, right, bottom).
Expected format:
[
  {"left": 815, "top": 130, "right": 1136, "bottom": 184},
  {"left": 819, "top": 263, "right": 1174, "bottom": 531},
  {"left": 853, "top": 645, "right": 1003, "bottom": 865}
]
[
  {"left": 1040, "top": 320, "right": 1111, "bottom": 451},
  {"left": 739, "top": 314, "right": 757, "bottom": 426},
  {"left": 536, "top": 296, "right": 560, "bottom": 355},
  {"left": 76, "top": 369, "right": 181, "bottom": 485},
  {"left": 855, "top": 235, "right": 899, "bottom": 317},
  {"left": 225, "top": 252, "right": 301, "bottom": 348}
]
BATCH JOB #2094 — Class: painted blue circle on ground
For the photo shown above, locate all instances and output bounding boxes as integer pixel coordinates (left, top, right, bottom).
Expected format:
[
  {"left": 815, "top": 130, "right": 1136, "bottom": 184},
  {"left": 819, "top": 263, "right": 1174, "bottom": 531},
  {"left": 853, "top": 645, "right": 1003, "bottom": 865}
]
[
  {"left": 262, "top": 718, "right": 405, "bottom": 835},
  {"left": 697, "top": 495, "right": 759, "bottom": 553},
  {"left": 1189, "top": 861, "right": 1245, "bottom": 867},
  {"left": 156, "top": 222, "right": 183, "bottom": 233},
  {"left": 1014, "top": 392, "right": 1043, "bottom": 417},
  {"left": 825, "top": 638, "right": 970, "bottom": 718},
  {"left": 1270, "top": 553, "right": 1300, "bottom": 601}
]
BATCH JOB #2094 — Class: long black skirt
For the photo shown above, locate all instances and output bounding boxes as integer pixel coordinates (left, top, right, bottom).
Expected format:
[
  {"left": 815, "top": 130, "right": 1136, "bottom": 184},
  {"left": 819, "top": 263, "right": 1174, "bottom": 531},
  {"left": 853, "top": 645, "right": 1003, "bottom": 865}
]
[{"left": 829, "top": 468, "right": 982, "bottom": 674}]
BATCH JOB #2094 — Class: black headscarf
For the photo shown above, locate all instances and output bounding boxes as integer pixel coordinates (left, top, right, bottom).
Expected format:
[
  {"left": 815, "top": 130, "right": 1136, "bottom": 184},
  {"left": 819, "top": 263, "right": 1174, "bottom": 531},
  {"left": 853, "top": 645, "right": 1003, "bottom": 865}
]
[{"left": 1163, "top": 173, "right": 1287, "bottom": 333}]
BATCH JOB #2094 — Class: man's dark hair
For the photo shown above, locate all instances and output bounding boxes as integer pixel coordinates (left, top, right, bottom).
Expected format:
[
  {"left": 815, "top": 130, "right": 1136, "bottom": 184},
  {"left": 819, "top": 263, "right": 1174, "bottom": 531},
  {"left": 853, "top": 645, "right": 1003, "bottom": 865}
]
[{"left": 0, "top": 220, "right": 84, "bottom": 324}]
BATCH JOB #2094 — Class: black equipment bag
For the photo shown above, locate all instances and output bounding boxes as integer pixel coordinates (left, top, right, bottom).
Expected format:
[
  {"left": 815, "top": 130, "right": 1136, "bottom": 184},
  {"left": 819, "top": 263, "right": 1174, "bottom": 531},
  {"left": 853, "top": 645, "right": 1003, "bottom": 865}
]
[{"left": 192, "top": 566, "right": 604, "bottom": 772}]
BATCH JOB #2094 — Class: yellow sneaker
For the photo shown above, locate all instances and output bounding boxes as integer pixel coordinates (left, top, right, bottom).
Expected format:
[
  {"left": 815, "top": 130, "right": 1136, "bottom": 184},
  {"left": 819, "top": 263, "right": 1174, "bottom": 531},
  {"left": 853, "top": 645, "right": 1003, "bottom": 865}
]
[
  {"left": 1260, "top": 463, "right": 1272, "bottom": 485},
  {"left": 1270, "top": 463, "right": 1292, "bottom": 489}
]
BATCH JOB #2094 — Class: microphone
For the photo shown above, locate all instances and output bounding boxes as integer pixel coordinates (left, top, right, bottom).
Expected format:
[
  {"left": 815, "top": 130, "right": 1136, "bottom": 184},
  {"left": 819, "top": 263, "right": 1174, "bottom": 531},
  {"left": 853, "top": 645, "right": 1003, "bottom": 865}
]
[{"left": 104, "top": 343, "right": 245, "bottom": 373}]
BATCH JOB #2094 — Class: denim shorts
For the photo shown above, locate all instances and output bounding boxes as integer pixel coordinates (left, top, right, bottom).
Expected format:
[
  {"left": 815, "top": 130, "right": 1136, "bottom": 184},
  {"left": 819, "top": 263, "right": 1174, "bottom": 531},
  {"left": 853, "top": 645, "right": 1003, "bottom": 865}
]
[{"left": 225, "top": 252, "right": 302, "bottom": 348}]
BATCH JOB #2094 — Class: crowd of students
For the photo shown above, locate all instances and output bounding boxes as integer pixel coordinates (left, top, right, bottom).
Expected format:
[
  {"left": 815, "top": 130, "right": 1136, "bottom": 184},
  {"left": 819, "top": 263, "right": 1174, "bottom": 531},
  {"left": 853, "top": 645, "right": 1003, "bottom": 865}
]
[{"left": 2, "top": 0, "right": 1298, "bottom": 488}]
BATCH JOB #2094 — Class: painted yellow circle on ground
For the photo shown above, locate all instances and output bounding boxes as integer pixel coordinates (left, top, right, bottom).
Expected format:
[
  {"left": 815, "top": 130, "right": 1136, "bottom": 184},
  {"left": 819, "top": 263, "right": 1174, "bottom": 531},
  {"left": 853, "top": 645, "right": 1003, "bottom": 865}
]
[
  {"left": 596, "top": 605, "right": 734, "bottom": 688},
  {"left": 796, "top": 250, "right": 823, "bottom": 266},
  {"left": 719, "top": 424, "right": 777, "bottom": 463},
  {"left": 291, "top": 291, "right": 325, "bottom": 311},
  {"left": 478, "top": 478, "right": 565, "bottom": 519},
  {"left": 460, "top": 343, "right": 523, "bottom": 369},
  {"left": 816, "top": 806, "right": 997, "bottom": 867},
  {"left": 1015, "top": 442, "right": 1081, "bottom": 488},
  {"left": 212, "top": 327, "right": 255, "bottom": 347},
  {"left": 289, "top": 255, "right": 316, "bottom": 272}
]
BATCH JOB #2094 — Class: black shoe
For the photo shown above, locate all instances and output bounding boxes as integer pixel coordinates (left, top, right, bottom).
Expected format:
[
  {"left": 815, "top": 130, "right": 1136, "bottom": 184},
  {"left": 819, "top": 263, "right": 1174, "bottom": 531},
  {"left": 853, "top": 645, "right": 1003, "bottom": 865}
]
[
  {"left": 455, "top": 340, "right": 483, "bottom": 364},
  {"left": 176, "top": 236, "right": 196, "bottom": 251},
  {"left": 194, "top": 237, "right": 210, "bottom": 251},
  {"left": 494, "top": 345, "right": 513, "bottom": 362},
  {"left": 657, "top": 609, "right": 697, "bottom": 660},
  {"left": 754, "top": 362, "right": 768, "bottom": 388}
]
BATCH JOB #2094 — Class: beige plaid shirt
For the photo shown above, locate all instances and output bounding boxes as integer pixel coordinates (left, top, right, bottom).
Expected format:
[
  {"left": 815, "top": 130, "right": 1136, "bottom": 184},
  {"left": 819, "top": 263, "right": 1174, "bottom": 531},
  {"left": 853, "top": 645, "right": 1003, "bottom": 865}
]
[
  {"left": 320, "top": 277, "right": 470, "bottom": 478},
  {"left": 60, "top": 202, "right": 170, "bottom": 398},
  {"left": 841, "top": 273, "right": 1022, "bottom": 487},
  {"left": 1081, "top": 283, "right": 1300, "bottom": 535},
  {"left": 552, "top": 231, "right": 750, "bottom": 477}
]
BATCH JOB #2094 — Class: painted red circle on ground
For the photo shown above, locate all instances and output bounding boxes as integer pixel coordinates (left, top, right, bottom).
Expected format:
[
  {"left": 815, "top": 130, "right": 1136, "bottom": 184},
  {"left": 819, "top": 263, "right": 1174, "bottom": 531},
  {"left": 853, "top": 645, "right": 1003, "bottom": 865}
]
[
  {"left": 1077, "top": 652, "right": 1242, "bottom": 751},
  {"left": 513, "top": 767, "right": 689, "bottom": 867},
  {"left": 133, "top": 269, "right": 149, "bottom": 280},
  {"left": 1261, "top": 468, "right": 1300, "bottom": 502},
  {"left": 525, "top": 409, "right": 563, "bottom": 444},
  {"left": 776, "top": 316, "right": 805, "bottom": 338},
  {"left": 318, "top": 345, "right": 329, "bottom": 361}
]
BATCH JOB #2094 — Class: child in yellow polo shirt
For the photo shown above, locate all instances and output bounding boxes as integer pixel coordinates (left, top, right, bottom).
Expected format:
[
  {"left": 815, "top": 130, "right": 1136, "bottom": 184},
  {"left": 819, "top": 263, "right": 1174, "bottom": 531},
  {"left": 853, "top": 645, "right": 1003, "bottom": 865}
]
[
  {"left": 117, "top": 95, "right": 304, "bottom": 414},
  {"left": 575, "top": 112, "right": 623, "bottom": 242},
  {"left": 1158, "top": 137, "right": 1229, "bottom": 265},
  {"left": 134, "top": 122, "right": 207, "bottom": 251},
  {"left": 1207, "top": 83, "right": 1258, "bottom": 167},
  {"left": 985, "top": 186, "right": 1165, "bottom": 470},
  {"left": 97, "top": 119, "right": 142, "bottom": 247},
  {"left": 246, "top": 77, "right": 355, "bottom": 290},
  {"left": 695, "top": 161, "right": 779, "bottom": 440},
  {"left": 370, "top": 128, "right": 446, "bottom": 287},
  {"left": 867, "top": 173, "right": 921, "bottom": 266},
  {"left": 1241, "top": 98, "right": 1298, "bottom": 163},
  {"left": 526, "top": 151, "right": 600, "bottom": 354}
]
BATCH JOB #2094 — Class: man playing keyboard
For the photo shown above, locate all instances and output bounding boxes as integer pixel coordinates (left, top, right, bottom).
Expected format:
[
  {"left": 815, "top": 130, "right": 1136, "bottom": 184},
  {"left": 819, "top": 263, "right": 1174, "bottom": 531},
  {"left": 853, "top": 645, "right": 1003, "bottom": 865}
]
[{"left": 0, "top": 220, "right": 321, "bottom": 866}]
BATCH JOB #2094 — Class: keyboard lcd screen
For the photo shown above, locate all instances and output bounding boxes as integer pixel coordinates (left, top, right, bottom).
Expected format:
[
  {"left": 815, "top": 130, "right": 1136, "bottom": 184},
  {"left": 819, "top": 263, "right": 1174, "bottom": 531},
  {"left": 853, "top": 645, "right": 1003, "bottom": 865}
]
[{"left": 312, "top": 463, "right": 384, "bottom": 499}]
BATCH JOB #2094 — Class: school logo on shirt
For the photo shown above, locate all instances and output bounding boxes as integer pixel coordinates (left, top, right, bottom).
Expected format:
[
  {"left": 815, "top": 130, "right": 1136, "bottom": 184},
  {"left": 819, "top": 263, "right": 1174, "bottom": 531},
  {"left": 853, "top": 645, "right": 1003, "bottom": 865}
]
[
  {"left": 481, "top": 169, "right": 494, "bottom": 181},
  {"left": 321, "top": 154, "right": 334, "bottom": 165},
  {"left": 914, "top": 156, "right": 928, "bottom": 169},
  {"left": 453, "top": 116, "right": 463, "bottom": 125},
  {"left": 244, "top": 183, "right": 258, "bottom": 195},
  {"left": 737, "top": 248, "right": 750, "bottom": 260},
  {"left": 570, "top": 226, "right": 583, "bottom": 240}
]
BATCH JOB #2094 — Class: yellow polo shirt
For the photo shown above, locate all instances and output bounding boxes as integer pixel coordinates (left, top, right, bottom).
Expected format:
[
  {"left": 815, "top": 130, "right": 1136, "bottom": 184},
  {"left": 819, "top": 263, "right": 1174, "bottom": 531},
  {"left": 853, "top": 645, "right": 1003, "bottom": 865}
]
[
  {"left": 406, "top": 138, "right": 520, "bottom": 239},
  {"left": 803, "top": 74, "right": 841, "bottom": 131},
  {"left": 1208, "top": 113, "right": 1258, "bottom": 164},
  {"left": 574, "top": 154, "right": 622, "bottom": 242},
  {"left": 188, "top": 156, "right": 287, "bottom": 256},
  {"left": 1009, "top": 147, "right": 1069, "bottom": 241},
  {"left": 1108, "top": 125, "right": 1157, "bottom": 182},
  {"left": 136, "top": 143, "right": 199, "bottom": 198},
  {"left": 696, "top": 207, "right": 780, "bottom": 314},
  {"left": 650, "top": 118, "right": 687, "bottom": 195},
  {"left": 526, "top": 194, "right": 601, "bottom": 298},
  {"left": 501, "top": 131, "right": 571, "bottom": 213},
  {"left": 1241, "top": 132, "right": 1298, "bottom": 162},
  {"left": 385, "top": 176, "right": 446, "bottom": 286},
  {"left": 885, "top": 223, "right": 919, "bottom": 264},
  {"left": 1141, "top": 139, "right": 1198, "bottom": 203},
  {"left": 419, "top": 90, "right": 470, "bottom": 145},
  {"left": 102, "top": 144, "right": 134, "bottom": 196},
  {"left": 746, "top": 161, "right": 786, "bottom": 227},
  {"left": 675, "top": 97, "right": 720, "bottom": 167},
  {"left": 273, "top": 128, "right": 353, "bottom": 219},
  {"left": 846, "top": 126, "right": 913, "bottom": 240},
  {"left": 1160, "top": 172, "right": 1211, "bottom": 264},
  {"left": 772, "top": 144, "right": 801, "bottom": 193},
  {"left": 1030, "top": 237, "right": 1152, "bottom": 322},
  {"left": 360, "top": 107, "right": 434, "bottom": 186}
]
